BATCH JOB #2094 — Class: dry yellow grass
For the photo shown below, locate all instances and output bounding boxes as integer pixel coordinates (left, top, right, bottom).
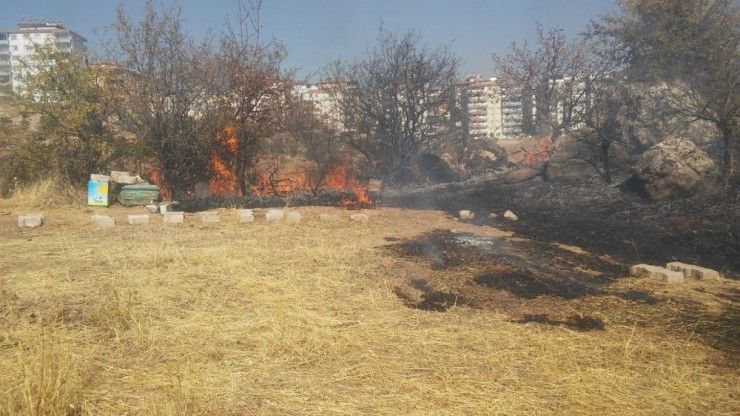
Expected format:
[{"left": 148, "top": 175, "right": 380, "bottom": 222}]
[{"left": 0, "top": 189, "right": 738, "bottom": 415}]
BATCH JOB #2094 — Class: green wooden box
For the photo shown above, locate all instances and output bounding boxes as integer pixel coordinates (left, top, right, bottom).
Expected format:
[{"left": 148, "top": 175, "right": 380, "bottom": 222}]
[{"left": 117, "top": 184, "right": 160, "bottom": 206}]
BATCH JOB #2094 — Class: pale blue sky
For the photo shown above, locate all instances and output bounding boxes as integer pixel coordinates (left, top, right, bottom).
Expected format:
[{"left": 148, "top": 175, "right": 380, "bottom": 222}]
[{"left": 1, "top": 0, "right": 618, "bottom": 79}]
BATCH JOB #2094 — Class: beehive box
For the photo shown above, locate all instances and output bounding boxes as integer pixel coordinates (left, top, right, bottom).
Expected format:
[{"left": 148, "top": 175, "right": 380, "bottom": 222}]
[
  {"left": 117, "top": 184, "right": 160, "bottom": 206},
  {"left": 88, "top": 180, "right": 111, "bottom": 207}
]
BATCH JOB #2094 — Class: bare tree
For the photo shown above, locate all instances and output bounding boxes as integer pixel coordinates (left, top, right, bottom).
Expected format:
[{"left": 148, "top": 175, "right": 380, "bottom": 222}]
[
  {"left": 328, "top": 28, "right": 459, "bottom": 182},
  {"left": 111, "top": 0, "right": 213, "bottom": 198},
  {"left": 285, "top": 98, "right": 342, "bottom": 194},
  {"left": 494, "top": 24, "right": 601, "bottom": 139}
]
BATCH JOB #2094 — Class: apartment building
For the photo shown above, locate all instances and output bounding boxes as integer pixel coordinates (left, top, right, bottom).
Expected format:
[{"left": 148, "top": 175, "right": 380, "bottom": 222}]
[
  {"left": 457, "top": 75, "right": 528, "bottom": 140},
  {"left": 294, "top": 83, "right": 341, "bottom": 130},
  {"left": 0, "top": 19, "right": 87, "bottom": 93},
  {"left": 458, "top": 75, "right": 495, "bottom": 140}
]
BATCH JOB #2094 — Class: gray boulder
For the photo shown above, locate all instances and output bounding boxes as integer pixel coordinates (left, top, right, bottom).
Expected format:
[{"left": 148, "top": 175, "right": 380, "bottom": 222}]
[{"left": 628, "top": 138, "right": 717, "bottom": 200}]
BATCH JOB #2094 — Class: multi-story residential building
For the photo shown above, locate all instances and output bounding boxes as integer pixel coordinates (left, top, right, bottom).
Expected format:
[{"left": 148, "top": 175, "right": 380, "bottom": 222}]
[
  {"left": 497, "top": 85, "right": 526, "bottom": 137},
  {"left": 0, "top": 18, "right": 87, "bottom": 93},
  {"left": 293, "top": 79, "right": 361, "bottom": 132},
  {"left": 548, "top": 76, "right": 590, "bottom": 132},
  {"left": 458, "top": 75, "right": 496, "bottom": 140},
  {"left": 458, "top": 75, "right": 528, "bottom": 140}
]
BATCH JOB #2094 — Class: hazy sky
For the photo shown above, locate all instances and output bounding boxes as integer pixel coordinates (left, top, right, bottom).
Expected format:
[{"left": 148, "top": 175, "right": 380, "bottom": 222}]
[{"left": 1, "top": 0, "right": 618, "bottom": 79}]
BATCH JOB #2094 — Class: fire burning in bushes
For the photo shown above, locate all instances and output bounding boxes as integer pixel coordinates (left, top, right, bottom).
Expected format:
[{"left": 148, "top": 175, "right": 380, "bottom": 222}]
[{"left": 203, "top": 125, "right": 373, "bottom": 206}]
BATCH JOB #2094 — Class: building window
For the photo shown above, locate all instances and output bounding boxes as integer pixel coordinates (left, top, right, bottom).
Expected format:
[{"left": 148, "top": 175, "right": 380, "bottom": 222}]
[
  {"left": 0, "top": 33, "right": 6, "bottom": 41},
  {"left": 11, "top": 45, "right": 18, "bottom": 51},
  {"left": 9, "top": 34, "right": 16, "bottom": 40}
]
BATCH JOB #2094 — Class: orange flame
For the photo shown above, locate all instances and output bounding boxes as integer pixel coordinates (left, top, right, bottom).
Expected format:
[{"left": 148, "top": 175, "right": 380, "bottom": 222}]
[
  {"left": 324, "top": 165, "right": 371, "bottom": 208},
  {"left": 248, "top": 163, "right": 371, "bottom": 207},
  {"left": 148, "top": 167, "right": 171, "bottom": 199},
  {"left": 209, "top": 125, "right": 241, "bottom": 197},
  {"left": 200, "top": 124, "right": 373, "bottom": 206}
]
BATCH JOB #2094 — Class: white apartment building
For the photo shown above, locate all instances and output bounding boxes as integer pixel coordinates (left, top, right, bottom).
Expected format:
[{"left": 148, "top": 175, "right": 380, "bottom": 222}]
[
  {"left": 458, "top": 75, "right": 526, "bottom": 140},
  {"left": 293, "top": 81, "right": 350, "bottom": 132},
  {"left": 0, "top": 19, "right": 87, "bottom": 93}
]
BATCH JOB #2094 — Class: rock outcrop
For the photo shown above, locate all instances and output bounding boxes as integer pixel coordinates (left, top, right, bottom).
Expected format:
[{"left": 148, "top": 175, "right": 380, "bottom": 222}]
[{"left": 626, "top": 138, "right": 717, "bottom": 200}]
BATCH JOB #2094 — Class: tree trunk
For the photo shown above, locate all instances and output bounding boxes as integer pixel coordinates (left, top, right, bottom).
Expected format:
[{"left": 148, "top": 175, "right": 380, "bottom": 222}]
[
  {"left": 721, "top": 126, "right": 739, "bottom": 196},
  {"left": 601, "top": 139, "right": 612, "bottom": 184}
]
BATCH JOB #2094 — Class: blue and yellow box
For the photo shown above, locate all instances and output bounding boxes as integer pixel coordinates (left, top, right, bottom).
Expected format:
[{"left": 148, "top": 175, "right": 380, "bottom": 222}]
[{"left": 87, "top": 180, "right": 110, "bottom": 207}]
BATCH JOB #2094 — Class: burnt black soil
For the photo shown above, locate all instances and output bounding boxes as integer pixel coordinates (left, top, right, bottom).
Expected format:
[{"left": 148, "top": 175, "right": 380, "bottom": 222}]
[
  {"left": 382, "top": 173, "right": 739, "bottom": 277},
  {"left": 380, "top": 174, "right": 739, "bottom": 359}
]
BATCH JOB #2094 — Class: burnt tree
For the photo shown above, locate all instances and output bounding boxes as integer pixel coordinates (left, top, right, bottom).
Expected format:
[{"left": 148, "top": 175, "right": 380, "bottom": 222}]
[{"left": 327, "top": 29, "right": 459, "bottom": 183}]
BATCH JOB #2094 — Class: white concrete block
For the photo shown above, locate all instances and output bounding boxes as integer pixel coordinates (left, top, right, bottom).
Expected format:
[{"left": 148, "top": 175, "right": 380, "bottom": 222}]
[
  {"left": 237, "top": 209, "right": 255, "bottom": 223},
  {"left": 667, "top": 262, "right": 720, "bottom": 280},
  {"left": 319, "top": 214, "right": 340, "bottom": 221},
  {"left": 162, "top": 212, "right": 184, "bottom": 224},
  {"left": 91, "top": 214, "right": 115, "bottom": 228},
  {"left": 127, "top": 214, "right": 150, "bottom": 225},
  {"left": 18, "top": 213, "right": 45, "bottom": 228},
  {"left": 266, "top": 209, "right": 284, "bottom": 222},
  {"left": 350, "top": 213, "right": 369, "bottom": 223},
  {"left": 199, "top": 211, "right": 220, "bottom": 223},
  {"left": 630, "top": 264, "right": 684, "bottom": 283},
  {"left": 285, "top": 211, "right": 302, "bottom": 224}
]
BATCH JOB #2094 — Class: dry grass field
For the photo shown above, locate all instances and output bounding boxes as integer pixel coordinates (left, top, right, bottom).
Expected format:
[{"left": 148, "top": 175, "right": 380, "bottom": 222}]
[{"left": 1, "top": 181, "right": 738, "bottom": 415}]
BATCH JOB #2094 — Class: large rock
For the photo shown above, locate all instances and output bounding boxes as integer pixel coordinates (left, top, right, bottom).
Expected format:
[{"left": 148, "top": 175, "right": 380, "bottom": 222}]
[{"left": 627, "top": 138, "right": 717, "bottom": 200}]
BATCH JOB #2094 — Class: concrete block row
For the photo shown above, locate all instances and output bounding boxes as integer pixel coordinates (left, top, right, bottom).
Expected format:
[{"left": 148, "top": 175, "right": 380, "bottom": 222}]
[
  {"left": 666, "top": 262, "right": 720, "bottom": 280},
  {"left": 630, "top": 264, "right": 684, "bottom": 283},
  {"left": 20, "top": 209, "right": 369, "bottom": 229},
  {"left": 630, "top": 262, "right": 721, "bottom": 283}
]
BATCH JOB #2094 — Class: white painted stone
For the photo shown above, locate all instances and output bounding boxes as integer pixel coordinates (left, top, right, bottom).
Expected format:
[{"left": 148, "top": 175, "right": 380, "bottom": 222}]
[
  {"left": 199, "top": 211, "right": 220, "bottom": 223},
  {"left": 285, "top": 211, "right": 302, "bottom": 224},
  {"left": 488, "top": 212, "right": 498, "bottom": 220},
  {"left": 18, "top": 213, "right": 45, "bottom": 228},
  {"left": 91, "top": 214, "right": 115, "bottom": 228},
  {"left": 237, "top": 209, "right": 255, "bottom": 223},
  {"left": 266, "top": 209, "right": 284, "bottom": 222},
  {"left": 504, "top": 210, "right": 518, "bottom": 221},
  {"left": 162, "top": 212, "right": 184, "bottom": 224},
  {"left": 350, "top": 213, "right": 369, "bottom": 223},
  {"left": 127, "top": 214, "right": 150, "bottom": 225},
  {"left": 459, "top": 210, "right": 474, "bottom": 221}
]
